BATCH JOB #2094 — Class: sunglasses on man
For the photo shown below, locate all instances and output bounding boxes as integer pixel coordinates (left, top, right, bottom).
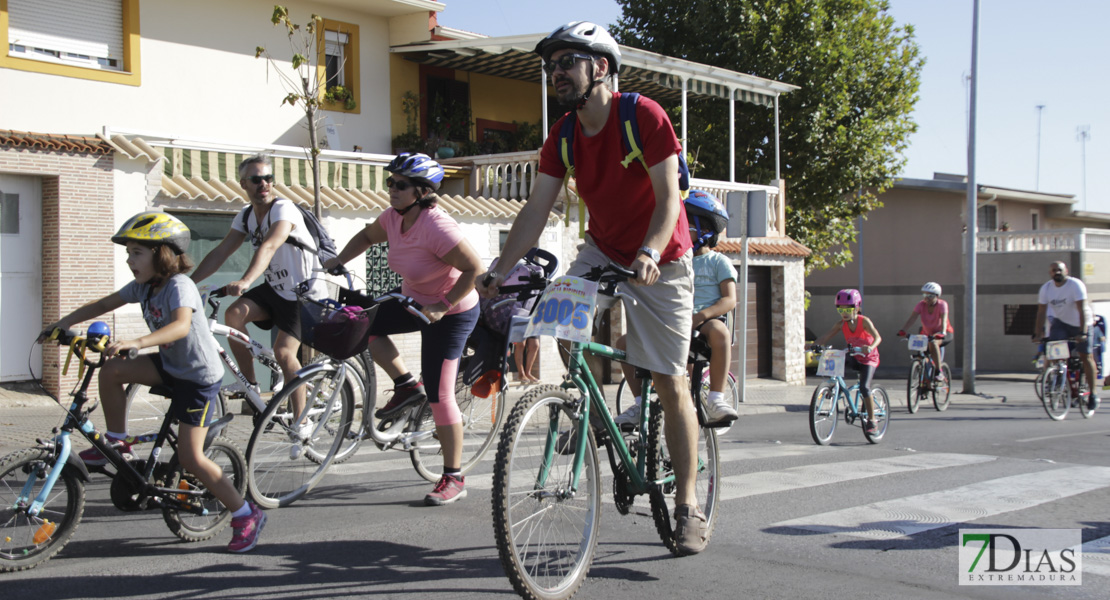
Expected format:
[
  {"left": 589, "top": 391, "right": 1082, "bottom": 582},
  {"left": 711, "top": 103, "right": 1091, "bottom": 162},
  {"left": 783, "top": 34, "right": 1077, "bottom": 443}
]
[
  {"left": 543, "top": 53, "right": 595, "bottom": 76},
  {"left": 246, "top": 174, "right": 273, "bottom": 185},
  {"left": 385, "top": 177, "right": 416, "bottom": 191}
]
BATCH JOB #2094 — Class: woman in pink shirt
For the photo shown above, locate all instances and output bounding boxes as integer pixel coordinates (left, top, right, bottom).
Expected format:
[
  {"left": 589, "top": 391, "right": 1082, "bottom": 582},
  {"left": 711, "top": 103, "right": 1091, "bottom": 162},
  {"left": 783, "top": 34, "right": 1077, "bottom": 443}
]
[
  {"left": 326, "top": 153, "right": 481, "bottom": 506},
  {"left": 897, "top": 282, "right": 953, "bottom": 384}
]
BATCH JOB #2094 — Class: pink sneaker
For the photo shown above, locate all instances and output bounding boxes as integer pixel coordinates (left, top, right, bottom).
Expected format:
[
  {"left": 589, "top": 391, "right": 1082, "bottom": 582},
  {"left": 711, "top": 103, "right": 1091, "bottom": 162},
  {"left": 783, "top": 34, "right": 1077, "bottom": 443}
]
[
  {"left": 78, "top": 437, "right": 133, "bottom": 466},
  {"left": 424, "top": 474, "right": 467, "bottom": 506},
  {"left": 228, "top": 502, "right": 267, "bottom": 553}
]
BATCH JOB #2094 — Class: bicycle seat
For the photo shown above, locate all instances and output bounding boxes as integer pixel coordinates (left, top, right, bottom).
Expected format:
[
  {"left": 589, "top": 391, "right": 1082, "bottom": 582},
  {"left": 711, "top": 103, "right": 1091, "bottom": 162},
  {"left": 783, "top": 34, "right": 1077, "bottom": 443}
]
[
  {"left": 688, "top": 333, "right": 712, "bottom": 364},
  {"left": 149, "top": 384, "right": 174, "bottom": 398}
]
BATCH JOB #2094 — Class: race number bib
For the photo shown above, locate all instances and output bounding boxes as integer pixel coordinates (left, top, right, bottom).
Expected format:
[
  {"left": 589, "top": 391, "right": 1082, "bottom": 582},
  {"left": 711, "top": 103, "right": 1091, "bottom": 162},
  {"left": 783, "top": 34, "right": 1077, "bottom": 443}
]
[
  {"left": 524, "top": 276, "right": 598, "bottom": 344},
  {"left": 816, "top": 349, "right": 846, "bottom": 378},
  {"left": 1045, "top": 340, "right": 1070, "bottom": 361},
  {"left": 908, "top": 334, "right": 929, "bottom": 352}
]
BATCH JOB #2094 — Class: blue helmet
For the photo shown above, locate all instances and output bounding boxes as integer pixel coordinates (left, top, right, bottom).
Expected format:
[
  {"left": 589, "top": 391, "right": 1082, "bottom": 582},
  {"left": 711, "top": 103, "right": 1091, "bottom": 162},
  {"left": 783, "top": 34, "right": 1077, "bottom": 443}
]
[
  {"left": 684, "top": 189, "right": 729, "bottom": 249},
  {"left": 386, "top": 152, "right": 445, "bottom": 191}
]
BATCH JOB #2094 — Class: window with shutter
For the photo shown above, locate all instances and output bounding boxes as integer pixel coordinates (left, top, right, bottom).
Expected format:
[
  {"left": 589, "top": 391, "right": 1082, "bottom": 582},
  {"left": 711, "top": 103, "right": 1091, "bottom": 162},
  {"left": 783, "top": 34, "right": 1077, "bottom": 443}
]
[
  {"left": 318, "top": 18, "right": 359, "bottom": 114},
  {"left": 2, "top": 0, "right": 140, "bottom": 85}
]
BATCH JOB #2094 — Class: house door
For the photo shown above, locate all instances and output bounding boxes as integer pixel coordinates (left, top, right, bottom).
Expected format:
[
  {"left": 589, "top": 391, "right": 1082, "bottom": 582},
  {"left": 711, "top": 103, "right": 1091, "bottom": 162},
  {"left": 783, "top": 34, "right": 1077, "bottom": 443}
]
[
  {"left": 0, "top": 175, "right": 43, "bottom": 381},
  {"left": 732, "top": 266, "right": 772, "bottom": 378}
]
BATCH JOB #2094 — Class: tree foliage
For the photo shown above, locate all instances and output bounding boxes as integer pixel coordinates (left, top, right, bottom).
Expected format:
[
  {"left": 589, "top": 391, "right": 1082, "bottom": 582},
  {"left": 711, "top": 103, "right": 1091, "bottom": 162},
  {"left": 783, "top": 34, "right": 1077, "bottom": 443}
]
[{"left": 612, "top": 0, "right": 923, "bottom": 271}]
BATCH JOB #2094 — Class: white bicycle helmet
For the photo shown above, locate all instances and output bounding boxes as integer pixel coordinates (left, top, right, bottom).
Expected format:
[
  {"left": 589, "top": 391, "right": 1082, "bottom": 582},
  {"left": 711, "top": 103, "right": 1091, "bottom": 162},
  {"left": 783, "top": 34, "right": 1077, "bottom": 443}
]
[{"left": 921, "top": 282, "right": 942, "bottom": 296}]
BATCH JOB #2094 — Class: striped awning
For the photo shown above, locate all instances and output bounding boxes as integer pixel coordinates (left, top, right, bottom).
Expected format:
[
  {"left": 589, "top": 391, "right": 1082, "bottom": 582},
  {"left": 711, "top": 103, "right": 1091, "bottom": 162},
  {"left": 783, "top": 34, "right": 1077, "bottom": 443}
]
[{"left": 106, "top": 136, "right": 555, "bottom": 220}]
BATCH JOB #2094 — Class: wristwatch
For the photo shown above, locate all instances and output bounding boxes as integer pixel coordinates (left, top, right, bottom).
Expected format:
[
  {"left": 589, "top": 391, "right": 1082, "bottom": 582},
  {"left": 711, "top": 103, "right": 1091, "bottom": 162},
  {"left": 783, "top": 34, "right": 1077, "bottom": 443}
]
[{"left": 638, "top": 246, "right": 661, "bottom": 263}]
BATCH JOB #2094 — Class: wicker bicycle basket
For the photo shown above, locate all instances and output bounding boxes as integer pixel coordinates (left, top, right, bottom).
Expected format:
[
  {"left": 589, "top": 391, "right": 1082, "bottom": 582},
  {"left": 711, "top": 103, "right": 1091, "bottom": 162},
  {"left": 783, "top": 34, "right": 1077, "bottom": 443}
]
[{"left": 294, "top": 280, "right": 378, "bottom": 360}]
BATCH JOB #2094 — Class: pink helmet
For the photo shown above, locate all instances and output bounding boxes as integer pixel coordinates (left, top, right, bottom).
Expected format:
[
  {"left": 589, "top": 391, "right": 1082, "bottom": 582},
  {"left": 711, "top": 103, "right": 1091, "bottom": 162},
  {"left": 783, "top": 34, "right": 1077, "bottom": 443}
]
[{"left": 835, "top": 289, "right": 862, "bottom": 309}]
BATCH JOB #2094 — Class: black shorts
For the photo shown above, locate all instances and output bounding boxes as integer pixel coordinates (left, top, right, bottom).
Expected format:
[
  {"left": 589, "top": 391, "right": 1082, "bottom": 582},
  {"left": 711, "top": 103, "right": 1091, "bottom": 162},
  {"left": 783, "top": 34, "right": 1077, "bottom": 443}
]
[
  {"left": 243, "top": 283, "right": 301, "bottom": 336},
  {"left": 695, "top": 315, "right": 728, "bottom": 332},
  {"left": 148, "top": 354, "right": 222, "bottom": 427}
]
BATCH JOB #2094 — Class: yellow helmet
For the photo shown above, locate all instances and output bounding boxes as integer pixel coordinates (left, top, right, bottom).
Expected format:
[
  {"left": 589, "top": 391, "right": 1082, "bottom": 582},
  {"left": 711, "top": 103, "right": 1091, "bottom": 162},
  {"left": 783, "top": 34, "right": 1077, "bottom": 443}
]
[{"left": 112, "top": 211, "right": 190, "bottom": 255}]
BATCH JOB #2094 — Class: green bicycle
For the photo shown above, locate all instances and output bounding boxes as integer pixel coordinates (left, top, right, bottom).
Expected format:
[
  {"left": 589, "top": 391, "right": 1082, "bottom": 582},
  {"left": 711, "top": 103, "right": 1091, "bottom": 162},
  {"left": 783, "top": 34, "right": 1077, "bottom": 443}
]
[{"left": 491, "top": 264, "right": 721, "bottom": 600}]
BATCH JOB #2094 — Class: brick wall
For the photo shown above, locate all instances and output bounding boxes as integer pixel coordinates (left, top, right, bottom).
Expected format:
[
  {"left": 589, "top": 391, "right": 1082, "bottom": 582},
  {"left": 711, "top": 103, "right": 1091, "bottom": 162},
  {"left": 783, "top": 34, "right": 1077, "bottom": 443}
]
[{"left": 1, "top": 146, "right": 116, "bottom": 396}]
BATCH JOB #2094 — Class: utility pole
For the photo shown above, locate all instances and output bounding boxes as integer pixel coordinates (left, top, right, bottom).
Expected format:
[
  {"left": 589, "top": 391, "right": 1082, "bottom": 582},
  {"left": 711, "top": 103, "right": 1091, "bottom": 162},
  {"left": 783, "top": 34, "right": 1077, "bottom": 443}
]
[
  {"left": 1077, "top": 125, "right": 1091, "bottom": 211},
  {"left": 1035, "top": 105, "right": 1045, "bottom": 190},
  {"left": 963, "top": 0, "right": 980, "bottom": 394}
]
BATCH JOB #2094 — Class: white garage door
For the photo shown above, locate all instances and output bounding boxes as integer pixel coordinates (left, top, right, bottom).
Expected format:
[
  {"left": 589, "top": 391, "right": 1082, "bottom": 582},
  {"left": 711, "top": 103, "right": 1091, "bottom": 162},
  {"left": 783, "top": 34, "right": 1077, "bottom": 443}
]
[{"left": 0, "top": 175, "right": 42, "bottom": 381}]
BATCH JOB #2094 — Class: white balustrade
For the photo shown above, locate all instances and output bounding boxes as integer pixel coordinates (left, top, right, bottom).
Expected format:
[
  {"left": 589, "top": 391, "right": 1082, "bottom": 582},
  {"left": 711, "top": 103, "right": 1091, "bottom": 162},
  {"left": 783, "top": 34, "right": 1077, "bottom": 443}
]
[{"left": 974, "top": 229, "right": 1110, "bottom": 254}]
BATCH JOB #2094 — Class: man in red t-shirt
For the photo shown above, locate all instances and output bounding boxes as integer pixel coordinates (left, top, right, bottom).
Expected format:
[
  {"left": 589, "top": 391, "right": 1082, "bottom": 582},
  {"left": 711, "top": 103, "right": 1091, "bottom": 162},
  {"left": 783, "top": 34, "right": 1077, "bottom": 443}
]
[{"left": 477, "top": 21, "right": 706, "bottom": 555}]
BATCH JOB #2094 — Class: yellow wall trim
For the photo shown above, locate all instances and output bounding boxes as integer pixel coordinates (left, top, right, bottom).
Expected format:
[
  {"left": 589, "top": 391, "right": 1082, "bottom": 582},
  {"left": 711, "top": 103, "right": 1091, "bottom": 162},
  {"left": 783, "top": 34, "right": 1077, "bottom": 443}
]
[{"left": 317, "top": 17, "right": 360, "bottom": 115}]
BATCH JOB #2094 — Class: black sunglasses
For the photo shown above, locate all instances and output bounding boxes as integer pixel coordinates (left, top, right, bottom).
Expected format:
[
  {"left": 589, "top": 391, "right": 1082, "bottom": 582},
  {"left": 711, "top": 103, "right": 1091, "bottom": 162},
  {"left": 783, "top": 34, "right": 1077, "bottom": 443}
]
[
  {"left": 543, "top": 53, "right": 594, "bottom": 76},
  {"left": 247, "top": 174, "right": 274, "bottom": 185},
  {"left": 386, "top": 177, "right": 416, "bottom": 192}
]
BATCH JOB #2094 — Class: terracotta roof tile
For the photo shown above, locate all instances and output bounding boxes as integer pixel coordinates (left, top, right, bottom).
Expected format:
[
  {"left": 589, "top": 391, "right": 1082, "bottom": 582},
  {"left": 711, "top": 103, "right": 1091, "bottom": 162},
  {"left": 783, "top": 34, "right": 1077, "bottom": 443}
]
[
  {"left": 0, "top": 129, "right": 113, "bottom": 155},
  {"left": 716, "top": 237, "right": 811, "bottom": 257}
]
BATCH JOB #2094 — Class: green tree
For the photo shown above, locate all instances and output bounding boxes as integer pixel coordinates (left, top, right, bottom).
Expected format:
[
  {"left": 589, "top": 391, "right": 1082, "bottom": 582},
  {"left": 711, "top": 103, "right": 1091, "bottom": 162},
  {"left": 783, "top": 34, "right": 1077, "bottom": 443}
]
[{"left": 613, "top": 0, "right": 923, "bottom": 270}]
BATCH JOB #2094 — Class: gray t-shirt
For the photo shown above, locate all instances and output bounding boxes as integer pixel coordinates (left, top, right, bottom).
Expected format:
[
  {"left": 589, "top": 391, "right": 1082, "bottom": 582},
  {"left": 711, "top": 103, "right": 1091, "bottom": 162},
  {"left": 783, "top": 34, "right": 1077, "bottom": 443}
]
[{"left": 119, "top": 274, "right": 223, "bottom": 385}]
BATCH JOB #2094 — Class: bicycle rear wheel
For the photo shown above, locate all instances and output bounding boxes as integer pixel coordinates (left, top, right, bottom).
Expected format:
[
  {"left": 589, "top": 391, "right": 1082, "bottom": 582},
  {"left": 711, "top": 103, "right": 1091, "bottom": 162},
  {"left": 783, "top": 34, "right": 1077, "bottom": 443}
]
[
  {"left": 0, "top": 449, "right": 85, "bottom": 572},
  {"left": 1077, "top": 378, "right": 1095, "bottom": 419},
  {"left": 864, "top": 387, "right": 890, "bottom": 444},
  {"left": 492, "top": 386, "right": 600, "bottom": 600},
  {"left": 646, "top": 398, "right": 720, "bottom": 556},
  {"left": 1040, "top": 366, "right": 1070, "bottom": 421},
  {"left": 246, "top": 365, "right": 354, "bottom": 508},
  {"left": 808, "top": 383, "right": 838, "bottom": 445},
  {"left": 163, "top": 437, "right": 247, "bottom": 541},
  {"left": 906, "top": 361, "right": 922, "bottom": 414},
  {"left": 410, "top": 370, "right": 507, "bottom": 482},
  {"left": 932, "top": 364, "right": 952, "bottom": 412}
]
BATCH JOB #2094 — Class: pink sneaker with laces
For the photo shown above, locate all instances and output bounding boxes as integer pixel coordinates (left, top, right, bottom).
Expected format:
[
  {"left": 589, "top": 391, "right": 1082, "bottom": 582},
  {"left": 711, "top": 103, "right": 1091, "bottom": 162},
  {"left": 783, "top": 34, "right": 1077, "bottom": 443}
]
[
  {"left": 78, "top": 437, "right": 133, "bottom": 466},
  {"left": 228, "top": 502, "right": 267, "bottom": 553},
  {"left": 424, "top": 474, "right": 466, "bottom": 506}
]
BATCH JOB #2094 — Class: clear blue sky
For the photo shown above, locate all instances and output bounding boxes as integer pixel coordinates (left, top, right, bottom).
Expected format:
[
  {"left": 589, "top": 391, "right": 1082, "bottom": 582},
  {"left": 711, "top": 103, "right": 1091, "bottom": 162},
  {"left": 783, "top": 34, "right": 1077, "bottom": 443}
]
[{"left": 438, "top": 1, "right": 1108, "bottom": 213}]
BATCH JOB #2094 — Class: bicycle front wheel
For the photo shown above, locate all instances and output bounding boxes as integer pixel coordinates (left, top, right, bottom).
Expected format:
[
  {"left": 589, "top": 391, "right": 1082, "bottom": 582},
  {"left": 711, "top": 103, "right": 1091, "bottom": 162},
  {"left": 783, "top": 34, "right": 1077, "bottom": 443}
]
[
  {"left": 864, "top": 387, "right": 890, "bottom": 444},
  {"left": 410, "top": 371, "right": 507, "bottom": 483},
  {"left": 615, "top": 377, "right": 633, "bottom": 415},
  {"left": 932, "top": 364, "right": 952, "bottom": 411},
  {"left": 492, "top": 386, "right": 601, "bottom": 600},
  {"left": 0, "top": 449, "right": 85, "bottom": 572},
  {"left": 646, "top": 398, "right": 720, "bottom": 556},
  {"left": 246, "top": 365, "right": 354, "bottom": 508},
  {"left": 906, "top": 361, "right": 922, "bottom": 414},
  {"left": 1041, "top": 366, "right": 1070, "bottom": 421},
  {"left": 163, "top": 437, "right": 247, "bottom": 541},
  {"left": 809, "top": 383, "right": 838, "bottom": 445}
]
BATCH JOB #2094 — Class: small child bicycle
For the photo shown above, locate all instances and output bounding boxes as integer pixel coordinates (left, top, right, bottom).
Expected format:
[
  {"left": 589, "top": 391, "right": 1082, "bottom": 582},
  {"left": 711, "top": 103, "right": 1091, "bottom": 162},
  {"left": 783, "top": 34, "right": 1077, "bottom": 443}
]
[{"left": 808, "top": 344, "right": 890, "bottom": 445}]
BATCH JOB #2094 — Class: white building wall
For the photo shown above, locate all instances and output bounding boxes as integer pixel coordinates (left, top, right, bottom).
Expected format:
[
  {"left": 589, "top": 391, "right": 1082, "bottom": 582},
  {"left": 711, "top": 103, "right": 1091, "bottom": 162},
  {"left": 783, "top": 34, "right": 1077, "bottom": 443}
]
[{"left": 1, "top": 0, "right": 396, "bottom": 152}]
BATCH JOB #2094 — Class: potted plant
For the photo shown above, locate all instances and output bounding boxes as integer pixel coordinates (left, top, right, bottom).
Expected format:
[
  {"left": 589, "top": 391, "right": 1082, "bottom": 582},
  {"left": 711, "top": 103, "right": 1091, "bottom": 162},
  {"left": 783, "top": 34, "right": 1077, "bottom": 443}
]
[
  {"left": 437, "top": 140, "right": 459, "bottom": 160},
  {"left": 324, "top": 85, "right": 356, "bottom": 110}
]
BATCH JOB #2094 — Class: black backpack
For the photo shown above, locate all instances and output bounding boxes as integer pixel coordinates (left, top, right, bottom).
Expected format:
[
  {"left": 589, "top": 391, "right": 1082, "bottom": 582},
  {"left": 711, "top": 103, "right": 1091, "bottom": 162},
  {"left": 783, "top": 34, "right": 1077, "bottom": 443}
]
[{"left": 242, "top": 199, "right": 340, "bottom": 266}]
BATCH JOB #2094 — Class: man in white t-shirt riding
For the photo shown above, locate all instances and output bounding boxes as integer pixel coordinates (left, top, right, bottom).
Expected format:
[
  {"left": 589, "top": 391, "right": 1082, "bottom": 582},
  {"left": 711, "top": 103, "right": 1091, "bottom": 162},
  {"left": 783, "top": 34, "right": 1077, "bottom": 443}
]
[
  {"left": 1033, "top": 260, "right": 1099, "bottom": 411},
  {"left": 192, "top": 154, "right": 324, "bottom": 406}
]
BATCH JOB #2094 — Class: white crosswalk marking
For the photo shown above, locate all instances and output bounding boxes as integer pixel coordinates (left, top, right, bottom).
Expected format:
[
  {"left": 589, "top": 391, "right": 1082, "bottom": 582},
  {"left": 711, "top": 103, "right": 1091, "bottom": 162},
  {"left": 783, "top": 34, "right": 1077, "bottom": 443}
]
[
  {"left": 719, "top": 453, "right": 997, "bottom": 501},
  {"left": 770, "top": 465, "right": 1110, "bottom": 539}
]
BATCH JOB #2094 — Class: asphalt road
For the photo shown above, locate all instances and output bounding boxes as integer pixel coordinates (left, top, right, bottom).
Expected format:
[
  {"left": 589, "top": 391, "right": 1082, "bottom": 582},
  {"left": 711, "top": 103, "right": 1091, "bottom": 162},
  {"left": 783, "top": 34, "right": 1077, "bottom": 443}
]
[{"left": 2, "top": 377, "right": 1109, "bottom": 600}]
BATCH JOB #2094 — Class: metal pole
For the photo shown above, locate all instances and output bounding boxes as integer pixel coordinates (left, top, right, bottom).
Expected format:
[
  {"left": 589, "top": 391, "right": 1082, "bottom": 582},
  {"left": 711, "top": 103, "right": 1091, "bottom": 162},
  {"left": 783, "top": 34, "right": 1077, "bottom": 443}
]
[
  {"left": 774, "top": 94, "right": 781, "bottom": 181},
  {"left": 963, "top": 0, "right": 980, "bottom": 394},
  {"left": 1078, "top": 125, "right": 1091, "bottom": 211},
  {"left": 1035, "top": 104, "right": 1044, "bottom": 190},
  {"left": 540, "top": 68, "right": 548, "bottom": 142},
  {"left": 738, "top": 198, "right": 749, "bottom": 404},
  {"left": 858, "top": 213, "right": 864, "bottom": 301},
  {"left": 681, "top": 77, "right": 688, "bottom": 160},
  {"left": 729, "top": 87, "right": 736, "bottom": 183}
]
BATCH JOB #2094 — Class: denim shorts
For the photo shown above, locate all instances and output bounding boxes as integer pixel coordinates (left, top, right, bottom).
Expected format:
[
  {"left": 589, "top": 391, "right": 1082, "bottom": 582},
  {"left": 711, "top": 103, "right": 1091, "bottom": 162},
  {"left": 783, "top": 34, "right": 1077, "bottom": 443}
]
[{"left": 1048, "top": 318, "right": 1094, "bottom": 354}]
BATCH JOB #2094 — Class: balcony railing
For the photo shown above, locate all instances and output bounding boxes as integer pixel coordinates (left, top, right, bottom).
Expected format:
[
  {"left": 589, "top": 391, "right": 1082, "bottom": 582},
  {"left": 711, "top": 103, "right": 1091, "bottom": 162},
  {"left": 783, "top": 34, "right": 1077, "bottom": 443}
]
[
  {"left": 975, "top": 229, "right": 1110, "bottom": 253},
  {"left": 441, "top": 151, "right": 787, "bottom": 237}
]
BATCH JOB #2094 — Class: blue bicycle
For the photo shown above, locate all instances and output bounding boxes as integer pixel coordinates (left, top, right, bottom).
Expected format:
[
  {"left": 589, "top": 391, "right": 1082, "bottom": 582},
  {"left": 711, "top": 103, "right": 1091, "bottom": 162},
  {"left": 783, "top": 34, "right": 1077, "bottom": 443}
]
[{"left": 808, "top": 345, "right": 890, "bottom": 445}]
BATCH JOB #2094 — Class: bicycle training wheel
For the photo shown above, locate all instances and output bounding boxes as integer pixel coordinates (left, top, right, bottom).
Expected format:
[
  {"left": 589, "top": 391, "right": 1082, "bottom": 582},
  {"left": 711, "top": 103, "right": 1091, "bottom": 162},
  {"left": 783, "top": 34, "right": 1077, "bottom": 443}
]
[
  {"left": 246, "top": 365, "right": 354, "bottom": 508},
  {"left": 646, "top": 398, "right": 721, "bottom": 556},
  {"left": 492, "top": 386, "right": 601, "bottom": 600},
  {"left": 0, "top": 449, "right": 85, "bottom": 572},
  {"left": 1040, "top": 366, "right": 1070, "bottom": 421},
  {"left": 330, "top": 355, "right": 374, "bottom": 465},
  {"left": 699, "top": 370, "right": 740, "bottom": 435},
  {"left": 906, "top": 361, "right": 922, "bottom": 414},
  {"left": 864, "top": 387, "right": 890, "bottom": 444},
  {"left": 410, "top": 370, "right": 507, "bottom": 483},
  {"left": 808, "top": 383, "right": 838, "bottom": 445},
  {"left": 163, "top": 437, "right": 247, "bottom": 541},
  {"left": 932, "top": 364, "right": 952, "bottom": 412}
]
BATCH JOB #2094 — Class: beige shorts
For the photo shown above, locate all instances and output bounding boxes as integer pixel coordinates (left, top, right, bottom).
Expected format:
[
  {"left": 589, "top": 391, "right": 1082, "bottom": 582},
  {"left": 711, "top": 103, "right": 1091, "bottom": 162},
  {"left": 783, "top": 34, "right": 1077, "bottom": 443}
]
[{"left": 568, "top": 237, "right": 693, "bottom": 376}]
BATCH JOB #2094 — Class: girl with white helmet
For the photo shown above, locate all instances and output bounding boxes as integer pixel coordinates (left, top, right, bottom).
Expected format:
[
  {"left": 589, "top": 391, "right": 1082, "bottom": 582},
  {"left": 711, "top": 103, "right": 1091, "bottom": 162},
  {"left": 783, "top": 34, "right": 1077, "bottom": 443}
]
[
  {"left": 897, "top": 282, "right": 954, "bottom": 385},
  {"left": 325, "top": 153, "right": 483, "bottom": 506}
]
